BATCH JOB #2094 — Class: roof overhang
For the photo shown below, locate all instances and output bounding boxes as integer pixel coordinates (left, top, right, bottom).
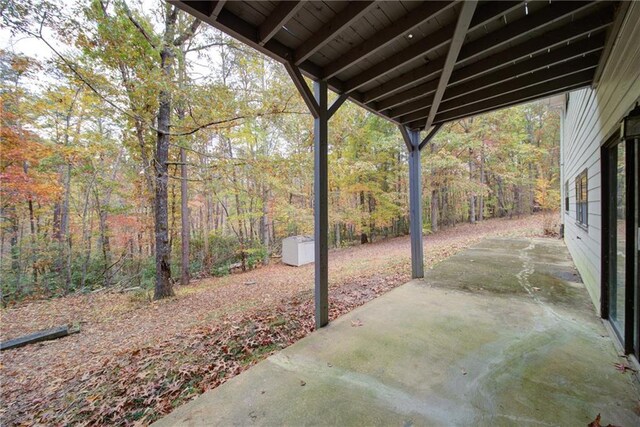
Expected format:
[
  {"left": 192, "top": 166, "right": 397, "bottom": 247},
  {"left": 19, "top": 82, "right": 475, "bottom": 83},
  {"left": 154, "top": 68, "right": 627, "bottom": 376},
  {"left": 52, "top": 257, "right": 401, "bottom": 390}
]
[{"left": 171, "top": 0, "right": 623, "bottom": 131}]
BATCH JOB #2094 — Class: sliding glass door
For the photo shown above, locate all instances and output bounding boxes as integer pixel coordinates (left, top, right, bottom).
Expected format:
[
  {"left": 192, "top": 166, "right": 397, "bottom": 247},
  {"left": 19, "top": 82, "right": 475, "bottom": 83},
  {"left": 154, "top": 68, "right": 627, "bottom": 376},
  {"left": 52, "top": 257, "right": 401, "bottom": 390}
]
[
  {"left": 604, "top": 136, "right": 638, "bottom": 359},
  {"left": 609, "top": 142, "right": 626, "bottom": 336}
]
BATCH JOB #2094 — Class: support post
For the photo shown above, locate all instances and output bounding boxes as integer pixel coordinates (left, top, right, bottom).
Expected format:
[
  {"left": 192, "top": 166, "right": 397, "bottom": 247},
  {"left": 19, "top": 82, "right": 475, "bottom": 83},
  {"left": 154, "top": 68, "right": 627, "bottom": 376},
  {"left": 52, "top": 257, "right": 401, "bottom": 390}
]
[
  {"left": 407, "top": 130, "right": 424, "bottom": 279},
  {"left": 286, "top": 66, "right": 346, "bottom": 329},
  {"left": 314, "top": 80, "right": 329, "bottom": 328}
]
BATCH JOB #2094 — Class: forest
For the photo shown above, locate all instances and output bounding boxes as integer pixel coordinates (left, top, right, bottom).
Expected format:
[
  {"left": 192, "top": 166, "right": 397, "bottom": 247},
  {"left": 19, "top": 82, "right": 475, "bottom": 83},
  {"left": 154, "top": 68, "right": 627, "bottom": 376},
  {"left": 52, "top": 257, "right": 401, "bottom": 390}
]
[{"left": 0, "top": 0, "right": 561, "bottom": 306}]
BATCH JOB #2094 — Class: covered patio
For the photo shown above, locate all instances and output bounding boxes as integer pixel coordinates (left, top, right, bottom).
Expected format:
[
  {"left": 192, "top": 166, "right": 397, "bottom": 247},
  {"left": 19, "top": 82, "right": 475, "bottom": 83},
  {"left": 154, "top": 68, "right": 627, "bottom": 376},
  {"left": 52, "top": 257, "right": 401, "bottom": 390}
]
[
  {"left": 155, "top": 1, "right": 639, "bottom": 425},
  {"left": 170, "top": 0, "right": 626, "bottom": 329},
  {"left": 154, "top": 237, "right": 638, "bottom": 425}
]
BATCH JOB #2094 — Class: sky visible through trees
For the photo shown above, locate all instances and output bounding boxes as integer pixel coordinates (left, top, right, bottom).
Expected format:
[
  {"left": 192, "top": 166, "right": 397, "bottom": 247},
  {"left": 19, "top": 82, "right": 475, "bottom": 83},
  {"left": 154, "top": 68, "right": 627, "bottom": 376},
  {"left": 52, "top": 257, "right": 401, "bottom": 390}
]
[{"left": 0, "top": 0, "right": 561, "bottom": 305}]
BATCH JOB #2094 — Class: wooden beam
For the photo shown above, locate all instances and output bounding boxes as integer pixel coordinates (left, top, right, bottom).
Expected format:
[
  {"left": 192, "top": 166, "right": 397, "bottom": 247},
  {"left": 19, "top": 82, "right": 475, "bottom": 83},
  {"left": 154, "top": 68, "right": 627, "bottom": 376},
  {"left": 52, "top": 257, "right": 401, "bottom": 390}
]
[
  {"left": 346, "top": 1, "right": 523, "bottom": 95},
  {"left": 171, "top": 0, "right": 609, "bottom": 137},
  {"left": 400, "top": 56, "right": 599, "bottom": 125},
  {"left": 1, "top": 325, "right": 78, "bottom": 351},
  {"left": 592, "top": 0, "right": 631, "bottom": 88},
  {"left": 211, "top": 1, "right": 226, "bottom": 20},
  {"left": 437, "top": 56, "right": 599, "bottom": 116},
  {"left": 387, "top": 35, "right": 605, "bottom": 119},
  {"left": 344, "top": 23, "right": 455, "bottom": 94},
  {"left": 181, "top": 0, "right": 215, "bottom": 17},
  {"left": 398, "top": 125, "right": 413, "bottom": 152},
  {"left": 435, "top": 35, "right": 605, "bottom": 107},
  {"left": 418, "top": 124, "right": 443, "bottom": 151},
  {"left": 171, "top": 2, "right": 396, "bottom": 126},
  {"left": 452, "top": 7, "right": 613, "bottom": 86},
  {"left": 456, "top": 1, "right": 594, "bottom": 66},
  {"left": 408, "top": 128, "right": 424, "bottom": 279},
  {"left": 407, "top": 69, "right": 594, "bottom": 128},
  {"left": 313, "top": 80, "right": 329, "bottom": 328},
  {"left": 363, "top": 1, "right": 608, "bottom": 105},
  {"left": 435, "top": 82, "right": 591, "bottom": 126},
  {"left": 373, "top": 7, "right": 614, "bottom": 111},
  {"left": 328, "top": 93, "right": 349, "bottom": 119},
  {"left": 294, "top": 1, "right": 375, "bottom": 65},
  {"left": 468, "top": 0, "right": 521, "bottom": 26},
  {"left": 284, "top": 62, "right": 319, "bottom": 118},
  {"left": 363, "top": 62, "right": 441, "bottom": 105},
  {"left": 424, "top": 1, "right": 477, "bottom": 130},
  {"left": 258, "top": 1, "right": 303, "bottom": 46},
  {"left": 322, "top": 1, "right": 455, "bottom": 79}
]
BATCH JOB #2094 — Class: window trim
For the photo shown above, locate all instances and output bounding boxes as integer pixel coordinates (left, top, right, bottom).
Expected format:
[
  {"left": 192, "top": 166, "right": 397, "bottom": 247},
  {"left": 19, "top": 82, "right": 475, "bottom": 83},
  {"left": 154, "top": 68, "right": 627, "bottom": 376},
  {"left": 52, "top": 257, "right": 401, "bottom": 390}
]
[{"left": 575, "top": 168, "right": 588, "bottom": 228}]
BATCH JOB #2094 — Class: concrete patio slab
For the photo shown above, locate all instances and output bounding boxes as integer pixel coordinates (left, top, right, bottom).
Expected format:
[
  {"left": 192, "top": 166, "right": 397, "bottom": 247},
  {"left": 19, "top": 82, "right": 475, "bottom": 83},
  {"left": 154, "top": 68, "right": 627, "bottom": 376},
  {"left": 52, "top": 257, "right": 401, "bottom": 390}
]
[{"left": 154, "top": 237, "right": 639, "bottom": 426}]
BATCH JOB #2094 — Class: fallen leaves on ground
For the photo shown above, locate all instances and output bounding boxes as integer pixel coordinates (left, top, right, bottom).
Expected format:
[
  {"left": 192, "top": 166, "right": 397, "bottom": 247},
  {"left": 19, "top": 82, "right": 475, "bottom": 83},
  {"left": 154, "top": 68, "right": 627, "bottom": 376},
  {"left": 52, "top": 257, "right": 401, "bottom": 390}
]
[
  {"left": 0, "top": 215, "right": 544, "bottom": 426},
  {"left": 588, "top": 413, "right": 621, "bottom": 427}
]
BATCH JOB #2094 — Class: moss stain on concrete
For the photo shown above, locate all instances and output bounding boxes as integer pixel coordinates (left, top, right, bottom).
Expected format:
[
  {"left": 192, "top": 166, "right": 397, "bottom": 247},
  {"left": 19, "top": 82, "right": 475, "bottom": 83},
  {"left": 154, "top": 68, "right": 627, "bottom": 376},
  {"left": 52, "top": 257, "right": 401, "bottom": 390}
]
[{"left": 154, "top": 237, "right": 640, "bottom": 427}]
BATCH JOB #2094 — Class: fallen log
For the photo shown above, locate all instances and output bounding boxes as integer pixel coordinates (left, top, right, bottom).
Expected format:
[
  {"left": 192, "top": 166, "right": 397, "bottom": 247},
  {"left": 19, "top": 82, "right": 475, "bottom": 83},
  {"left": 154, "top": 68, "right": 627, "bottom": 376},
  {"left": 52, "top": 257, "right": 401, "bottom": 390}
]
[{"left": 1, "top": 325, "right": 79, "bottom": 351}]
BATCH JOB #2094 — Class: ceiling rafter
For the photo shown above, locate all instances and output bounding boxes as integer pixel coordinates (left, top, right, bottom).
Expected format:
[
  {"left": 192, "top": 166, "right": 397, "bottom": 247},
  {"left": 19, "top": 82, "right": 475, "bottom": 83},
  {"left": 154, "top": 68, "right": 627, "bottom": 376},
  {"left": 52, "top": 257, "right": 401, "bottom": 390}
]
[
  {"left": 407, "top": 69, "right": 595, "bottom": 129},
  {"left": 400, "top": 56, "right": 600, "bottom": 125},
  {"left": 173, "top": 1, "right": 616, "bottom": 133},
  {"left": 373, "top": 6, "right": 614, "bottom": 111},
  {"left": 169, "top": 1, "right": 394, "bottom": 125},
  {"left": 211, "top": 1, "right": 226, "bottom": 20},
  {"left": 387, "top": 34, "right": 606, "bottom": 119},
  {"left": 437, "top": 57, "right": 599, "bottom": 115},
  {"left": 365, "top": 1, "right": 604, "bottom": 107},
  {"left": 258, "top": 1, "right": 304, "bottom": 46},
  {"left": 322, "top": 1, "right": 455, "bottom": 80},
  {"left": 424, "top": 1, "right": 477, "bottom": 130},
  {"left": 344, "top": 1, "right": 523, "bottom": 94},
  {"left": 294, "top": 1, "right": 375, "bottom": 65},
  {"left": 456, "top": 1, "right": 594, "bottom": 66},
  {"left": 434, "top": 79, "right": 594, "bottom": 125}
]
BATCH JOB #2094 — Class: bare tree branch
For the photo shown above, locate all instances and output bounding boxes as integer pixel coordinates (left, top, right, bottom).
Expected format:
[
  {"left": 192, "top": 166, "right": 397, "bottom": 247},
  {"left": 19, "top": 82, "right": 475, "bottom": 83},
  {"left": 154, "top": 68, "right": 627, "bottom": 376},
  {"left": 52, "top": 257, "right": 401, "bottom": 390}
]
[
  {"left": 174, "top": 17, "right": 201, "bottom": 47},
  {"left": 186, "top": 41, "right": 228, "bottom": 53}
]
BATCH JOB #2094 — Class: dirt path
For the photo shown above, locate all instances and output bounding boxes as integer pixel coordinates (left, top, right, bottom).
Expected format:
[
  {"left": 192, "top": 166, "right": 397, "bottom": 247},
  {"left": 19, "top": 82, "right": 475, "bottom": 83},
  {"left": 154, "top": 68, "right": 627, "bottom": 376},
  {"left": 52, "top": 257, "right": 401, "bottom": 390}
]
[{"left": 1, "top": 215, "right": 544, "bottom": 425}]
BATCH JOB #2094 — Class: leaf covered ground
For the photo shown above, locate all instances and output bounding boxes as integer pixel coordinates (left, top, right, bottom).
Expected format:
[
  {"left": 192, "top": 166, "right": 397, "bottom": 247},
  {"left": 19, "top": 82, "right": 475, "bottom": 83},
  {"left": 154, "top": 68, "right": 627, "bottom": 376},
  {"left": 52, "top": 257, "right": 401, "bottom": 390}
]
[{"left": 1, "top": 215, "right": 545, "bottom": 426}]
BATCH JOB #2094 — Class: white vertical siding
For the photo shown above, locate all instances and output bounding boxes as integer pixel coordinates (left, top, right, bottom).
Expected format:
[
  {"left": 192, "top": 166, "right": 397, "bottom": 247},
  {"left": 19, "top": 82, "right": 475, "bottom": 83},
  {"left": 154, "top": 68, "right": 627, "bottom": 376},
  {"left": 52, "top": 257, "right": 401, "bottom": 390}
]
[{"left": 562, "top": 3, "right": 640, "bottom": 312}]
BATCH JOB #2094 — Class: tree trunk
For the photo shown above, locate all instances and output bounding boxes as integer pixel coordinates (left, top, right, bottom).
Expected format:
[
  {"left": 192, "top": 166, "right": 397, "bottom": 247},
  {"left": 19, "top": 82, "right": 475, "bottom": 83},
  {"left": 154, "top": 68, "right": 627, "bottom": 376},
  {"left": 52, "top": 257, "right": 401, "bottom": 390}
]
[
  {"left": 430, "top": 141, "right": 439, "bottom": 232},
  {"left": 203, "top": 193, "right": 211, "bottom": 269},
  {"left": 153, "top": 43, "right": 175, "bottom": 300},
  {"left": 97, "top": 201, "right": 112, "bottom": 287},
  {"left": 62, "top": 163, "right": 72, "bottom": 291},
  {"left": 360, "top": 191, "right": 368, "bottom": 244},
  {"left": 496, "top": 175, "right": 507, "bottom": 217},
  {"left": 469, "top": 148, "right": 476, "bottom": 224},
  {"left": 180, "top": 147, "right": 190, "bottom": 285},
  {"left": 23, "top": 162, "right": 39, "bottom": 286},
  {"left": 260, "top": 186, "right": 270, "bottom": 265},
  {"left": 431, "top": 190, "right": 439, "bottom": 232},
  {"left": 8, "top": 208, "right": 21, "bottom": 292},
  {"left": 528, "top": 162, "right": 534, "bottom": 214}
]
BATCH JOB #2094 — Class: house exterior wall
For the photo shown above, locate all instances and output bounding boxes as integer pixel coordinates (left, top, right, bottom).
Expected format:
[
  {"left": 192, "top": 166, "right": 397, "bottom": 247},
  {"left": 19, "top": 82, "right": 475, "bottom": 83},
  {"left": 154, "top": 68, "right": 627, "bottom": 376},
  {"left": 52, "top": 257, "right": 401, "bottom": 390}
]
[{"left": 561, "top": 2, "right": 640, "bottom": 313}]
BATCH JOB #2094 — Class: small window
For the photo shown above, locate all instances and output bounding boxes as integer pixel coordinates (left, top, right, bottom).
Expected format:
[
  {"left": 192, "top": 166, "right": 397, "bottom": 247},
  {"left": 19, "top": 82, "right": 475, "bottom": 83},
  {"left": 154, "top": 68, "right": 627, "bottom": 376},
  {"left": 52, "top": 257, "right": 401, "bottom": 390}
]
[
  {"left": 575, "top": 169, "right": 588, "bottom": 227},
  {"left": 564, "top": 180, "right": 569, "bottom": 211}
]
